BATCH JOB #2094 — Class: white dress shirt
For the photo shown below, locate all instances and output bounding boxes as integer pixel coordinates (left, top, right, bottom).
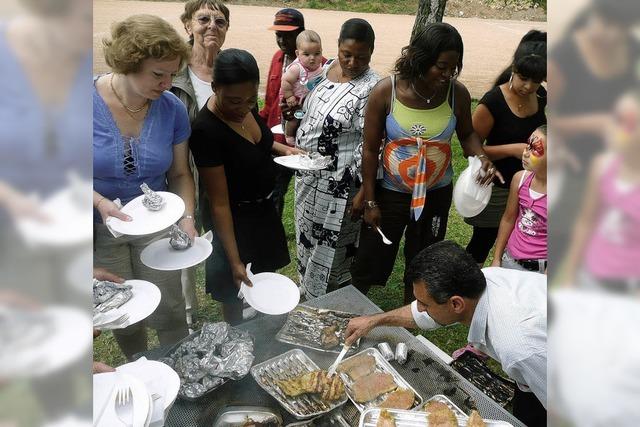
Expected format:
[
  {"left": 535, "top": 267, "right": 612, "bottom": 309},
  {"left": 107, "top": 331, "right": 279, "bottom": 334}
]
[{"left": 411, "top": 267, "right": 547, "bottom": 408}]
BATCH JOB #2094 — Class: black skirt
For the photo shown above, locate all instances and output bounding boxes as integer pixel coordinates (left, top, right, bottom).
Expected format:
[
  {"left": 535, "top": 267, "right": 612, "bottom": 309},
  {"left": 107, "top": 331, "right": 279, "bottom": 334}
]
[{"left": 205, "top": 198, "right": 291, "bottom": 303}]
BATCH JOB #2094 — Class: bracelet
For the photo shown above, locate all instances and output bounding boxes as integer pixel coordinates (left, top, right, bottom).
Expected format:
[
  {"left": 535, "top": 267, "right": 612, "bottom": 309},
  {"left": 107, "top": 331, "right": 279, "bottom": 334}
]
[
  {"left": 364, "top": 200, "right": 378, "bottom": 209},
  {"left": 180, "top": 214, "right": 195, "bottom": 221},
  {"left": 477, "top": 154, "right": 488, "bottom": 160},
  {"left": 95, "top": 196, "right": 106, "bottom": 209}
]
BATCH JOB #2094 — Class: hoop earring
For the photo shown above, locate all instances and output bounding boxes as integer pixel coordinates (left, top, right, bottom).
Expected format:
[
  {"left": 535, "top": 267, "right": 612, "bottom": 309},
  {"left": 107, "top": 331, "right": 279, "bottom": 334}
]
[{"left": 509, "top": 73, "right": 513, "bottom": 91}]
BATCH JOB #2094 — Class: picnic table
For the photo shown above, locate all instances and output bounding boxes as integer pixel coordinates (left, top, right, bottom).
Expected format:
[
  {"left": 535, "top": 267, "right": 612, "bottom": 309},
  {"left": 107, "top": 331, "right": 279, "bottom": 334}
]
[{"left": 142, "top": 285, "right": 524, "bottom": 426}]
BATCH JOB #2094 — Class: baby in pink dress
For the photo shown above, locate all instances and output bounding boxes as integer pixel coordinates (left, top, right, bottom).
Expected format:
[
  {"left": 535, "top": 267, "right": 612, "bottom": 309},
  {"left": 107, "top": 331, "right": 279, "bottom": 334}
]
[{"left": 279, "top": 30, "right": 323, "bottom": 145}]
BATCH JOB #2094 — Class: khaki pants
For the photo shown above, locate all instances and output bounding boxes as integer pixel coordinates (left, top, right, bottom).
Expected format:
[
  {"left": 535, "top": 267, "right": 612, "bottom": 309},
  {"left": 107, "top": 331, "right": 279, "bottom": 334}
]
[{"left": 94, "top": 224, "right": 188, "bottom": 359}]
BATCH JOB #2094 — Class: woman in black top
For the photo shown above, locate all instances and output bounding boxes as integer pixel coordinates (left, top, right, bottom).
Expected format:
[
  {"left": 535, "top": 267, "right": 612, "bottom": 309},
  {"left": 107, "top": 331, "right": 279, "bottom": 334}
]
[
  {"left": 464, "top": 38, "right": 547, "bottom": 264},
  {"left": 190, "top": 49, "right": 300, "bottom": 324}
]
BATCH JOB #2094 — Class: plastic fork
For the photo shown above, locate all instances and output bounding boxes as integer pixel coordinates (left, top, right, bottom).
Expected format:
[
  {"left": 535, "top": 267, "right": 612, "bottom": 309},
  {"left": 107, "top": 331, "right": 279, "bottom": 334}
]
[
  {"left": 114, "top": 381, "right": 132, "bottom": 425},
  {"left": 375, "top": 226, "right": 392, "bottom": 245}
]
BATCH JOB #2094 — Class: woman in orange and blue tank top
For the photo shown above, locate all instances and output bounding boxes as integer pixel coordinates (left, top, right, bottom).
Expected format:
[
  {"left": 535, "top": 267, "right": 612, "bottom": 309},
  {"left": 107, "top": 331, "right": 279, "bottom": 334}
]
[{"left": 351, "top": 23, "right": 502, "bottom": 304}]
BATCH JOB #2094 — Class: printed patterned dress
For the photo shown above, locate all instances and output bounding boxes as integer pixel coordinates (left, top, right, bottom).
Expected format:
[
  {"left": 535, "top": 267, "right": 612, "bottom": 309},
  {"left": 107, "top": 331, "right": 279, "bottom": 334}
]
[{"left": 294, "top": 60, "right": 379, "bottom": 298}]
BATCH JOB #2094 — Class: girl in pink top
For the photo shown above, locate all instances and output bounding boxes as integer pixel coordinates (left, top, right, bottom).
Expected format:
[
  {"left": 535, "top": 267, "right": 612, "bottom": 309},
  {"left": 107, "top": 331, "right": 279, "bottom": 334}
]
[
  {"left": 564, "top": 93, "right": 640, "bottom": 291},
  {"left": 493, "top": 125, "right": 547, "bottom": 273}
]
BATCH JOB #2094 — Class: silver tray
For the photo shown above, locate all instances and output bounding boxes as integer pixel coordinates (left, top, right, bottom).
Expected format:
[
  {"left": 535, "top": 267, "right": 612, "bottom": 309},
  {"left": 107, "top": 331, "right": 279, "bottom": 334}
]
[
  {"left": 359, "top": 407, "right": 515, "bottom": 426},
  {"left": 337, "top": 348, "right": 423, "bottom": 413},
  {"left": 212, "top": 406, "right": 283, "bottom": 426},
  {"left": 275, "top": 305, "right": 362, "bottom": 354},
  {"left": 285, "top": 409, "right": 350, "bottom": 426},
  {"left": 251, "top": 349, "right": 348, "bottom": 419}
]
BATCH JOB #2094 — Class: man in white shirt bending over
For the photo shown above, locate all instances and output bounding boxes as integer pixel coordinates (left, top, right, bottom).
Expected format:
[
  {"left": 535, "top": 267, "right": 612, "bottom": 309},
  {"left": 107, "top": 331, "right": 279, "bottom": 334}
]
[{"left": 345, "top": 240, "right": 546, "bottom": 427}]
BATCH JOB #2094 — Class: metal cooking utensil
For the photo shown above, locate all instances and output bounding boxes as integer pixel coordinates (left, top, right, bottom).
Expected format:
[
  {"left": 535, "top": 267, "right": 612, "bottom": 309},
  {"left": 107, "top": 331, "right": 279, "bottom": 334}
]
[
  {"left": 327, "top": 344, "right": 350, "bottom": 377},
  {"left": 375, "top": 226, "right": 392, "bottom": 245}
]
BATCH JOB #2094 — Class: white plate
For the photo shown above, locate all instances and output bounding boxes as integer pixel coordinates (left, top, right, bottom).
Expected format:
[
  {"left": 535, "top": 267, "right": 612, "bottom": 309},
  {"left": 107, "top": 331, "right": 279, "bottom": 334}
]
[
  {"left": 93, "top": 372, "right": 151, "bottom": 427},
  {"left": 16, "top": 187, "right": 93, "bottom": 247},
  {"left": 140, "top": 235, "right": 213, "bottom": 271},
  {"left": 95, "top": 279, "right": 161, "bottom": 330},
  {"left": 270, "top": 124, "right": 284, "bottom": 134},
  {"left": 105, "top": 192, "right": 185, "bottom": 236},
  {"left": 116, "top": 357, "right": 180, "bottom": 413},
  {"left": 0, "top": 306, "right": 91, "bottom": 379},
  {"left": 273, "top": 154, "right": 329, "bottom": 171},
  {"left": 241, "top": 272, "right": 300, "bottom": 315}
]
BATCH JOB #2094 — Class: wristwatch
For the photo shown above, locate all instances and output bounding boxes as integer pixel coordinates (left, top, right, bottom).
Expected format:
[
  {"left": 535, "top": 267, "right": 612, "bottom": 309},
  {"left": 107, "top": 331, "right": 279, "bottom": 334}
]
[{"left": 364, "top": 200, "right": 378, "bottom": 209}]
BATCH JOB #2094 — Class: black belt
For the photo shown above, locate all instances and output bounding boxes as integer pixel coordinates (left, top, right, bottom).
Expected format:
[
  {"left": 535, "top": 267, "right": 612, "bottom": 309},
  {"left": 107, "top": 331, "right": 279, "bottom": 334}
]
[
  {"left": 233, "top": 192, "right": 273, "bottom": 207},
  {"left": 515, "top": 258, "right": 547, "bottom": 272}
]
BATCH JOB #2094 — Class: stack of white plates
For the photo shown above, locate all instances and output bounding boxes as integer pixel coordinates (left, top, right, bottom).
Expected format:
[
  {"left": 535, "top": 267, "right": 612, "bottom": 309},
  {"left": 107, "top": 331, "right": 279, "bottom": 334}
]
[{"left": 93, "top": 358, "right": 180, "bottom": 427}]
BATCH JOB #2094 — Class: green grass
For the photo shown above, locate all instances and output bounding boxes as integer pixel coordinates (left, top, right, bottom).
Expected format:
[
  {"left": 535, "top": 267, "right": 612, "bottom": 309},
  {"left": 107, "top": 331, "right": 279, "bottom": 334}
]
[{"left": 95, "top": 101, "right": 491, "bottom": 368}]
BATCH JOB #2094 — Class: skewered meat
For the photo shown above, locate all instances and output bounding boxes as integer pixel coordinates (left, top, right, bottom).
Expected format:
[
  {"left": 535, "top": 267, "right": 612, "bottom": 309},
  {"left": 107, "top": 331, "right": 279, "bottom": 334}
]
[
  {"left": 467, "top": 410, "right": 486, "bottom": 427},
  {"left": 378, "top": 388, "right": 415, "bottom": 410},
  {"left": 352, "top": 372, "right": 397, "bottom": 403},
  {"left": 376, "top": 409, "right": 397, "bottom": 427},
  {"left": 276, "top": 370, "right": 345, "bottom": 401},
  {"left": 337, "top": 353, "right": 377, "bottom": 381},
  {"left": 320, "top": 324, "right": 340, "bottom": 348},
  {"left": 424, "top": 401, "right": 458, "bottom": 427}
]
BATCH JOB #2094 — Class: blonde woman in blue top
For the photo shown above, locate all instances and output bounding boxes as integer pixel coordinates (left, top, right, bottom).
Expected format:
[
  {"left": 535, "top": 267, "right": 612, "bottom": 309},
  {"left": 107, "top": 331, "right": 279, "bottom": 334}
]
[{"left": 93, "top": 15, "right": 196, "bottom": 359}]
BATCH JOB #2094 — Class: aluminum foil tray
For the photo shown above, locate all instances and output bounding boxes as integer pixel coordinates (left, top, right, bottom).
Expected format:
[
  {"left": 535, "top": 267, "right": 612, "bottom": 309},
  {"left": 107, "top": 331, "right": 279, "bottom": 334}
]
[
  {"left": 212, "top": 406, "right": 283, "bottom": 426},
  {"left": 285, "top": 409, "right": 350, "bottom": 426},
  {"left": 337, "top": 348, "right": 423, "bottom": 413},
  {"left": 275, "top": 305, "right": 361, "bottom": 354},
  {"left": 359, "top": 407, "right": 514, "bottom": 426},
  {"left": 250, "top": 349, "right": 348, "bottom": 419}
]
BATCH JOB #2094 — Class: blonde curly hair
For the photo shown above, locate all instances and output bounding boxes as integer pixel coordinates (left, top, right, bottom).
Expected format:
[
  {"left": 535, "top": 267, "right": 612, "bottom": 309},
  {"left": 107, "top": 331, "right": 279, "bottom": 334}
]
[{"left": 103, "top": 14, "right": 190, "bottom": 75}]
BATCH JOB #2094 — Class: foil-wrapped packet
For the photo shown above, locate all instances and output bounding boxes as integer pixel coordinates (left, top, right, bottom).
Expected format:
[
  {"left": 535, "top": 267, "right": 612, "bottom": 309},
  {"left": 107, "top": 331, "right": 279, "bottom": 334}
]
[
  {"left": 299, "top": 152, "right": 332, "bottom": 169},
  {"left": 93, "top": 279, "right": 133, "bottom": 313},
  {"left": 169, "top": 224, "right": 192, "bottom": 250},
  {"left": 163, "top": 321, "right": 255, "bottom": 399},
  {"left": 140, "top": 183, "right": 164, "bottom": 211}
]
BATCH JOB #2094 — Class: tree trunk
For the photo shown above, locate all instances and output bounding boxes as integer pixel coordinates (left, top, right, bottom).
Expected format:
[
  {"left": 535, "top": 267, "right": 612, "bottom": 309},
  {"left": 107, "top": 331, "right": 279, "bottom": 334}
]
[{"left": 411, "top": 0, "right": 448, "bottom": 41}]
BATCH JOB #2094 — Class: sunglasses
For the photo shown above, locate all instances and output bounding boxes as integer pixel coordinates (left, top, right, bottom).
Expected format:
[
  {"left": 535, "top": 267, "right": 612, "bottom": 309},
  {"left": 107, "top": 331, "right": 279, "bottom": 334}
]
[
  {"left": 195, "top": 15, "right": 228, "bottom": 28},
  {"left": 525, "top": 135, "right": 545, "bottom": 157}
]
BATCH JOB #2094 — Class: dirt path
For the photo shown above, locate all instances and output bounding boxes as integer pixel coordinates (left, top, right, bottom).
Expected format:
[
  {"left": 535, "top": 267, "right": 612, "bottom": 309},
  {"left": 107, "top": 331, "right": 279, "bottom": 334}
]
[{"left": 94, "top": 0, "right": 546, "bottom": 98}]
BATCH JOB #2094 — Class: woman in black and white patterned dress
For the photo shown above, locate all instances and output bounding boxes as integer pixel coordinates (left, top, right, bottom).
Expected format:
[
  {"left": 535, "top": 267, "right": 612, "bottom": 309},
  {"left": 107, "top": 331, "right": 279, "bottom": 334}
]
[{"left": 294, "top": 18, "right": 379, "bottom": 299}]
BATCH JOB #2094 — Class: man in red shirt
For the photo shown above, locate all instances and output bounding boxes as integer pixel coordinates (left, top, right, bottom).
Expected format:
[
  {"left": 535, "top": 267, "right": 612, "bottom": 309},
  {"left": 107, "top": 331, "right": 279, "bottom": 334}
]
[{"left": 259, "top": 8, "right": 305, "bottom": 217}]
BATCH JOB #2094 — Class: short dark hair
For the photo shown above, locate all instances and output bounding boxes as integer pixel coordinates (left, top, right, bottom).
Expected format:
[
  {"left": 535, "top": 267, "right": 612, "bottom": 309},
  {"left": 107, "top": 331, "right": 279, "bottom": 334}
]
[
  {"left": 394, "top": 22, "right": 463, "bottom": 83},
  {"left": 406, "top": 241, "right": 486, "bottom": 304},
  {"left": 213, "top": 49, "right": 259, "bottom": 86},
  {"left": 338, "top": 18, "right": 375, "bottom": 51}
]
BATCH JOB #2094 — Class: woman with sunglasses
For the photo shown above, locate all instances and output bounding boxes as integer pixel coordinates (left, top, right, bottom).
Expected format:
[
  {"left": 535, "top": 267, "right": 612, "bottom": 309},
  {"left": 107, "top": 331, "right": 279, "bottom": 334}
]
[
  {"left": 171, "top": 0, "right": 230, "bottom": 328},
  {"left": 351, "top": 22, "right": 501, "bottom": 304},
  {"left": 464, "top": 36, "right": 547, "bottom": 266}
]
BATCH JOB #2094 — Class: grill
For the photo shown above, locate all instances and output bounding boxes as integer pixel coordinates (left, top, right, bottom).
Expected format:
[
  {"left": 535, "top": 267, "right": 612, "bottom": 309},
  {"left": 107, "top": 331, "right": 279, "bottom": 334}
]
[{"left": 138, "top": 286, "right": 524, "bottom": 427}]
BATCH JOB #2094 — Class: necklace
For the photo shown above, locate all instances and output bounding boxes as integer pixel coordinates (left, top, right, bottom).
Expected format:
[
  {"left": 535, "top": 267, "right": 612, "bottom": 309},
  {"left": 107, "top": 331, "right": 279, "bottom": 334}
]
[
  {"left": 411, "top": 81, "right": 437, "bottom": 104},
  {"left": 110, "top": 74, "right": 149, "bottom": 117}
]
